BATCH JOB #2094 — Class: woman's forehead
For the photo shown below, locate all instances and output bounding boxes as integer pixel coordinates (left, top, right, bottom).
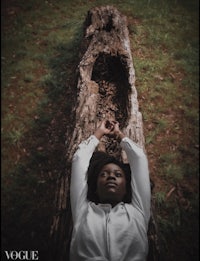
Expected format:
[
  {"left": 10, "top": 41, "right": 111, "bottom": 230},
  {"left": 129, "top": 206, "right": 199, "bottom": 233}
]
[{"left": 101, "top": 163, "right": 123, "bottom": 171}]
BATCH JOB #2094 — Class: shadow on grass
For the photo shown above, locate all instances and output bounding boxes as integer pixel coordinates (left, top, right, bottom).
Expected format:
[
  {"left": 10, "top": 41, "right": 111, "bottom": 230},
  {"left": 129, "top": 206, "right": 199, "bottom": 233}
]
[{"left": 1, "top": 27, "right": 82, "bottom": 261}]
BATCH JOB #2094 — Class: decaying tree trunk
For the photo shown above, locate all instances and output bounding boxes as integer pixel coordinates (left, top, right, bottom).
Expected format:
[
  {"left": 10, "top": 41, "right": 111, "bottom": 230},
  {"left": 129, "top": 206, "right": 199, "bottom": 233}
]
[{"left": 50, "top": 5, "right": 160, "bottom": 261}]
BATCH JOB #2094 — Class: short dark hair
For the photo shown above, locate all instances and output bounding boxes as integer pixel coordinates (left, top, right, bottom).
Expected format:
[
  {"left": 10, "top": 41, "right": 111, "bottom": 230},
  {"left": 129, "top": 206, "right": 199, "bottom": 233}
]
[{"left": 87, "top": 151, "right": 132, "bottom": 204}]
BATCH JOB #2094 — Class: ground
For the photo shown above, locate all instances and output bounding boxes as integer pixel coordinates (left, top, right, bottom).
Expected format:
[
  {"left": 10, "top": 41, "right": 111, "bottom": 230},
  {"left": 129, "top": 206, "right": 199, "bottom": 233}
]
[{"left": 1, "top": 1, "right": 199, "bottom": 261}]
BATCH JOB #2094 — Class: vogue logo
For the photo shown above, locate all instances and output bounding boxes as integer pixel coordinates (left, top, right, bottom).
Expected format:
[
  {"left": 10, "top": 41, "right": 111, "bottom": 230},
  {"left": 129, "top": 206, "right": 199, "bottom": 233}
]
[{"left": 4, "top": 251, "right": 39, "bottom": 260}]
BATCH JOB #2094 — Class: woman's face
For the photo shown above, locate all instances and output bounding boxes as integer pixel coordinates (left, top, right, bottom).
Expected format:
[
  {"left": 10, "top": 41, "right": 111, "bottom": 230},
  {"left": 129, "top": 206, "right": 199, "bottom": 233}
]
[{"left": 96, "top": 163, "right": 127, "bottom": 206}]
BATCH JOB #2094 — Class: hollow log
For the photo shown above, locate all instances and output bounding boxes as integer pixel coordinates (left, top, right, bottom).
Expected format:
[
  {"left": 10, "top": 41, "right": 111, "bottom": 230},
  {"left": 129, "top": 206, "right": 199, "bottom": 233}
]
[{"left": 50, "top": 5, "right": 160, "bottom": 261}]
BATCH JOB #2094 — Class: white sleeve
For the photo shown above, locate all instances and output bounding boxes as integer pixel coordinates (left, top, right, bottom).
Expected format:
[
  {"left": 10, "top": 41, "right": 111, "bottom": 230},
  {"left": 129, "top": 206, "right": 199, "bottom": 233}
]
[
  {"left": 70, "top": 135, "right": 99, "bottom": 222},
  {"left": 120, "top": 137, "right": 151, "bottom": 227}
]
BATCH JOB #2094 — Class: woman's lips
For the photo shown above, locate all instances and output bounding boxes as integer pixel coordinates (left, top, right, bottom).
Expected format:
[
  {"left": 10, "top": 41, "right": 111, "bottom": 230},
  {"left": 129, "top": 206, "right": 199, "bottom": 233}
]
[{"left": 105, "top": 182, "right": 117, "bottom": 188}]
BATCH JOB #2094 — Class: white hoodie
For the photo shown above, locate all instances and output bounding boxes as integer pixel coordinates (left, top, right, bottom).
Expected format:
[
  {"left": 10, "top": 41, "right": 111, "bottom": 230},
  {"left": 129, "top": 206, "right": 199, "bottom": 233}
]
[{"left": 70, "top": 135, "right": 151, "bottom": 261}]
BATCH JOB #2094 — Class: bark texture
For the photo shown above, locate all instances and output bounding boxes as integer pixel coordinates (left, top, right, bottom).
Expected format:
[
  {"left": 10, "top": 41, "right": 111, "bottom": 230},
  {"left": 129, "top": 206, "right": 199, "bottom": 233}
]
[
  {"left": 50, "top": 5, "right": 160, "bottom": 261},
  {"left": 68, "top": 5, "right": 145, "bottom": 161}
]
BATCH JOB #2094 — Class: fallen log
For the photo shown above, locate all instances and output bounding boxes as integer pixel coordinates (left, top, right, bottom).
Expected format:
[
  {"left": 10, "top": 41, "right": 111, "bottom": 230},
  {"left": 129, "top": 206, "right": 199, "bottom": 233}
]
[{"left": 50, "top": 5, "right": 160, "bottom": 261}]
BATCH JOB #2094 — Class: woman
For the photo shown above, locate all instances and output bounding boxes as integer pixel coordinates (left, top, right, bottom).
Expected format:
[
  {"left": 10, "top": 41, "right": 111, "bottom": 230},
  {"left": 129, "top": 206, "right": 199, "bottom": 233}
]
[{"left": 70, "top": 120, "right": 151, "bottom": 261}]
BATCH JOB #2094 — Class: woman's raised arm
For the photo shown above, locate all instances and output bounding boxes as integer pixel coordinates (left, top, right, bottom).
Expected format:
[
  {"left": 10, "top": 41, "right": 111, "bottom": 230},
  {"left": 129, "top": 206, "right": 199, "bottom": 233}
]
[
  {"left": 70, "top": 120, "right": 115, "bottom": 222},
  {"left": 109, "top": 121, "right": 151, "bottom": 228}
]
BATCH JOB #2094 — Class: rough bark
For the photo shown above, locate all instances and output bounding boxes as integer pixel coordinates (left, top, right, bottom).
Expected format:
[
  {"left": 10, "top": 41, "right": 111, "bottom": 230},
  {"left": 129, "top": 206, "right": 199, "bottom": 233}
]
[{"left": 50, "top": 5, "right": 160, "bottom": 261}]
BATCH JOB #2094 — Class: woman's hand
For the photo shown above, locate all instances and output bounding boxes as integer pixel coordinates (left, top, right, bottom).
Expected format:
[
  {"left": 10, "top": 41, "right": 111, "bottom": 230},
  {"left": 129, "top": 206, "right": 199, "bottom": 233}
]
[
  {"left": 94, "top": 120, "right": 125, "bottom": 141},
  {"left": 108, "top": 120, "right": 125, "bottom": 141},
  {"left": 94, "top": 120, "right": 114, "bottom": 140}
]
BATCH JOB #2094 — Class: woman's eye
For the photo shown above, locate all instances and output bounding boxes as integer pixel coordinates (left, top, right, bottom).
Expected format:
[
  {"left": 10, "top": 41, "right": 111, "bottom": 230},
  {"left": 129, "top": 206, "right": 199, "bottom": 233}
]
[
  {"left": 100, "top": 172, "right": 107, "bottom": 177},
  {"left": 116, "top": 172, "right": 123, "bottom": 177}
]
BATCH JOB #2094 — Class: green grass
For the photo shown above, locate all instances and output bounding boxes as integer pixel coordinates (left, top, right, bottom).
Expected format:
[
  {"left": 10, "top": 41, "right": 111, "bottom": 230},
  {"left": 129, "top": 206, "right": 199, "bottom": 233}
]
[
  {"left": 2, "top": 0, "right": 199, "bottom": 260},
  {"left": 154, "top": 191, "right": 166, "bottom": 207}
]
